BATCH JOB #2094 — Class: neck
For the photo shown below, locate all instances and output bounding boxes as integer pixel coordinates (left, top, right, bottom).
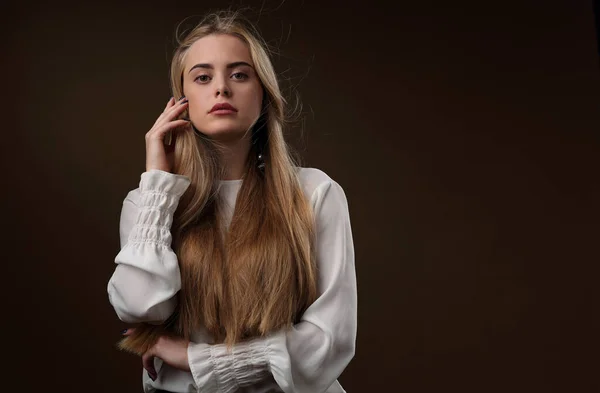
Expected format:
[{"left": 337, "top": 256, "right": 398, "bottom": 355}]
[{"left": 218, "top": 134, "right": 251, "bottom": 181}]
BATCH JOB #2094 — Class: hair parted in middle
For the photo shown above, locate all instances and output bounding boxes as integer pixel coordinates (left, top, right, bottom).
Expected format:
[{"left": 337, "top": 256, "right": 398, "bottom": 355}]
[{"left": 117, "top": 8, "right": 318, "bottom": 354}]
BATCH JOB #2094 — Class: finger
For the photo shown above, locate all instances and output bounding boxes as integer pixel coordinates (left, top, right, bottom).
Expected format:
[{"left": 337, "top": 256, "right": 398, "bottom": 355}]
[
  {"left": 164, "top": 120, "right": 189, "bottom": 148},
  {"left": 121, "top": 328, "right": 136, "bottom": 336},
  {"left": 153, "top": 99, "right": 189, "bottom": 128},
  {"left": 142, "top": 350, "right": 157, "bottom": 381},
  {"left": 146, "top": 117, "right": 189, "bottom": 142},
  {"left": 158, "top": 96, "right": 187, "bottom": 120},
  {"left": 150, "top": 120, "right": 190, "bottom": 141},
  {"left": 161, "top": 95, "right": 185, "bottom": 114},
  {"left": 163, "top": 96, "right": 175, "bottom": 111},
  {"left": 155, "top": 98, "right": 176, "bottom": 127}
]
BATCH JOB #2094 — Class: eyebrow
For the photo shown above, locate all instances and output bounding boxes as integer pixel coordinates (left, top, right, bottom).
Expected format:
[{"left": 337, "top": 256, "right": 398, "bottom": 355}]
[{"left": 187, "top": 61, "right": 254, "bottom": 74}]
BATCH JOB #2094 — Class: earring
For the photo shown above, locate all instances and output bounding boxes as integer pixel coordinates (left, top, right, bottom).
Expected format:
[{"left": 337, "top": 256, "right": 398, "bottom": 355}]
[{"left": 257, "top": 153, "right": 265, "bottom": 172}]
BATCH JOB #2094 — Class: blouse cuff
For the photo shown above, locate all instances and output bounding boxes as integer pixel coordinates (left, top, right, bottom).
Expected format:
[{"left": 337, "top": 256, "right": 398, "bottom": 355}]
[
  {"left": 263, "top": 330, "right": 295, "bottom": 393},
  {"left": 140, "top": 169, "right": 191, "bottom": 197},
  {"left": 128, "top": 170, "right": 191, "bottom": 247},
  {"left": 187, "top": 337, "right": 272, "bottom": 393}
]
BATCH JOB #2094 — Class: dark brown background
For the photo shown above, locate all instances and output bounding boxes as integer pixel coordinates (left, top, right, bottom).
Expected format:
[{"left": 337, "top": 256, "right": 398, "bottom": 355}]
[{"left": 2, "top": 0, "right": 598, "bottom": 392}]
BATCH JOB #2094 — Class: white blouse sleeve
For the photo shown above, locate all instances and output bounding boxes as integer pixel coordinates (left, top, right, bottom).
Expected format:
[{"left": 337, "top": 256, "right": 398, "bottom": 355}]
[
  {"left": 107, "top": 169, "right": 191, "bottom": 324},
  {"left": 187, "top": 179, "right": 357, "bottom": 393}
]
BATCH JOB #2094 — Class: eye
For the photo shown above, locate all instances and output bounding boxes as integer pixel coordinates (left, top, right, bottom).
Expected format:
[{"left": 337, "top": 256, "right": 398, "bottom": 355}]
[
  {"left": 232, "top": 72, "right": 248, "bottom": 80},
  {"left": 194, "top": 75, "right": 211, "bottom": 83}
]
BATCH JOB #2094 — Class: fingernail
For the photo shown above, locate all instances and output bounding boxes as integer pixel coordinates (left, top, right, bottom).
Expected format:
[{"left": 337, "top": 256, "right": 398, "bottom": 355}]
[
  {"left": 181, "top": 99, "right": 188, "bottom": 104},
  {"left": 121, "top": 329, "right": 127, "bottom": 335}
]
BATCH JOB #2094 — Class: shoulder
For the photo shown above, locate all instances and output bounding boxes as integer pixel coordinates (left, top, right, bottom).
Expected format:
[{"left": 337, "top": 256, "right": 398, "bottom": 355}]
[
  {"left": 295, "top": 167, "right": 349, "bottom": 217},
  {"left": 296, "top": 166, "right": 338, "bottom": 200},
  {"left": 296, "top": 167, "right": 333, "bottom": 193}
]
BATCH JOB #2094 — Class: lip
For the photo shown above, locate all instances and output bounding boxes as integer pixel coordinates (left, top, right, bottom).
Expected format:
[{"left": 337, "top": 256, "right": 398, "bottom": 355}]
[
  {"left": 210, "top": 109, "right": 237, "bottom": 115},
  {"left": 209, "top": 102, "right": 238, "bottom": 113}
]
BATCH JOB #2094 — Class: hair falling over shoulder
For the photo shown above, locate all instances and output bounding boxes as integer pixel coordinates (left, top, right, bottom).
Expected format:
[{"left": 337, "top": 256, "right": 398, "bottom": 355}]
[{"left": 116, "top": 9, "right": 317, "bottom": 356}]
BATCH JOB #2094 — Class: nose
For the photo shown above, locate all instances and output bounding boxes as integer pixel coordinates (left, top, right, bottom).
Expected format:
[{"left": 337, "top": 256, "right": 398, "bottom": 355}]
[{"left": 215, "top": 76, "right": 231, "bottom": 97}]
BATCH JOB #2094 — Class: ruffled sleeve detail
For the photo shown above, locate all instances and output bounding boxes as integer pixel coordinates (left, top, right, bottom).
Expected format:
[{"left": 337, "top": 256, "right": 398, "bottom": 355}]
[
  {"left": 187, "top": 337, "right": 272, "bottom": 393},
  {"left": 107, "top": 170, "right": 191, "bottom": 324}
]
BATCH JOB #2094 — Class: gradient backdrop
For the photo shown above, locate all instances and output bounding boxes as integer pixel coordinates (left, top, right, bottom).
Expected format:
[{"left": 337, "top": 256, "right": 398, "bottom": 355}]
[{"left": 2, "top": 0, "right": 599, "bottom": 392}]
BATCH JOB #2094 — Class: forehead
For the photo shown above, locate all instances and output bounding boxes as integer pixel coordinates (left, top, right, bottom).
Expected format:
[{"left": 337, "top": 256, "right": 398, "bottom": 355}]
[{"left": 184, "top": 34, "right": 254, "bottom": 71}]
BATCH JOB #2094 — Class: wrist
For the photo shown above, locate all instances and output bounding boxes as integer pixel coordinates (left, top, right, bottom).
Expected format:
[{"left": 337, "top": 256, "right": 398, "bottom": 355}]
[{"left": 183, "top": 342, "right": 191, "bottom": 372}]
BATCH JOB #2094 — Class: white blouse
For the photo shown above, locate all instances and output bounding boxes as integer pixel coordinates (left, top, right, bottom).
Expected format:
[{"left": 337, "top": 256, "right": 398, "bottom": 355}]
[{"left": 107, "top": 168, "right": 357, "bottom": 393}]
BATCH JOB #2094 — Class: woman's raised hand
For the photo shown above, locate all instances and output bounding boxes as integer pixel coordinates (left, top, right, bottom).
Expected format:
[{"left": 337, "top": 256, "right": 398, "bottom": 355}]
[{"left": 145, "top": 96, "right": 190, "bottom": 173}]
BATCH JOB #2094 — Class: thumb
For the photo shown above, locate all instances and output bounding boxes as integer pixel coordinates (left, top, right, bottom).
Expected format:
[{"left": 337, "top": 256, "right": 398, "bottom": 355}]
[{"left": 142, "top": 349, "right": 157, "bottom": 381}]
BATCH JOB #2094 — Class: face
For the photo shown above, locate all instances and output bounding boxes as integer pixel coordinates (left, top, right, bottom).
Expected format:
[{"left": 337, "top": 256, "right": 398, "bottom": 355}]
[{"left": 182, "top": 34, "right": 264, "bottom": 142}]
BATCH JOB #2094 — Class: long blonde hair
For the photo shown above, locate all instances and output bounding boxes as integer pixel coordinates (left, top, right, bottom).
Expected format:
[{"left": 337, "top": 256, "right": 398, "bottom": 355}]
[{"left": 117, "top": 9, "right": 317, "bottom": 353}]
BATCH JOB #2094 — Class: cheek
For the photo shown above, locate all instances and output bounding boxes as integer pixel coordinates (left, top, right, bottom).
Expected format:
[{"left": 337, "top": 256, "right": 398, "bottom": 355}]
[
  {"left": 245, "top": 86, "right": 264, "bottom": 115},
  {"left": 185, "top": 94, "right": 210, "bottom": 118}
]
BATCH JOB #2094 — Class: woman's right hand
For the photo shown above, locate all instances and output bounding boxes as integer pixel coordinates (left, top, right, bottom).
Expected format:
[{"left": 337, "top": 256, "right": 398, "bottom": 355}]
[{"left": 145, "top": 96, "right": 190, "bottom": 173}]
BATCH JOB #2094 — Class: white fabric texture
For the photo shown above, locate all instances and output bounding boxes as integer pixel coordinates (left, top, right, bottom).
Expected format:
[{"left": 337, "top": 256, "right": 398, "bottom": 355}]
[{"left": 107, "top": 167, "right": 357, "bottom": 393}]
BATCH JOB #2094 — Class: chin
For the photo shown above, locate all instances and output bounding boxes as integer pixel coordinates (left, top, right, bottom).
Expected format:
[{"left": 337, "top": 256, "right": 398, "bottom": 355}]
[{"left": 193, "top": 121, "right": 250, "bottom": 141}]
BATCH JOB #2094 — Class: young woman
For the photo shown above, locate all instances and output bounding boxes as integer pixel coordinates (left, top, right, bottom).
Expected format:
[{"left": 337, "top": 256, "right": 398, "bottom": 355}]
[{"left": 107, "top": 10, "right": 357, "bottom": 393}]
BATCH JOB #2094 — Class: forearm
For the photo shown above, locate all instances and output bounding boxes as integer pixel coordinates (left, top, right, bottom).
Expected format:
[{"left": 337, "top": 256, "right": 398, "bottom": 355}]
[{"left": 108, "top": 170, "right": 191, "bottom": 323}]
